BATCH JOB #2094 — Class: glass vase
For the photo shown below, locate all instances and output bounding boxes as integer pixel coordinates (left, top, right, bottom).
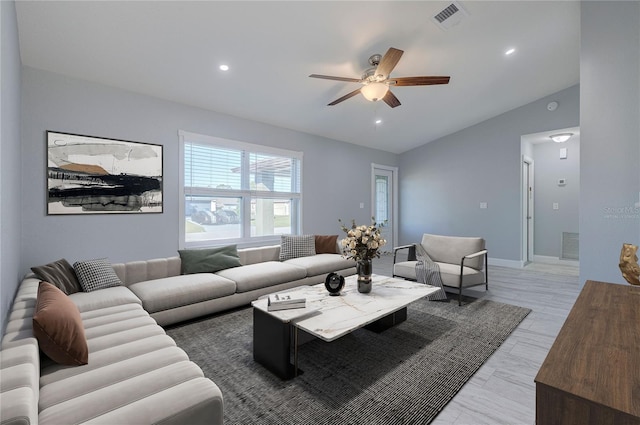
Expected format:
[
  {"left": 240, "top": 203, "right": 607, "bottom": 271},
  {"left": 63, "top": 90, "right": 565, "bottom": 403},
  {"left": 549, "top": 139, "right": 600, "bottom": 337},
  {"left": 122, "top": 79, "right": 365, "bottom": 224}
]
[{"left": 356, "top": 259, "right": 372, "bottom": 293}]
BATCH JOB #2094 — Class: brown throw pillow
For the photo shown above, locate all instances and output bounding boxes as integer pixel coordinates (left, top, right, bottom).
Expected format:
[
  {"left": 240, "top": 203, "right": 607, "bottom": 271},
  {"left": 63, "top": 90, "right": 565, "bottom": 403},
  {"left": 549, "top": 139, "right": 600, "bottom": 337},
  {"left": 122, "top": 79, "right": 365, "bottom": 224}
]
[
  {"left": 33, "top": 281, "right": 88, "bottom": 366},
  {"left": 31, "top": 259, "right": 81, "bottom": 295},
  {"left": 315, "top": 235, "right": 339, "bottom": 254}
]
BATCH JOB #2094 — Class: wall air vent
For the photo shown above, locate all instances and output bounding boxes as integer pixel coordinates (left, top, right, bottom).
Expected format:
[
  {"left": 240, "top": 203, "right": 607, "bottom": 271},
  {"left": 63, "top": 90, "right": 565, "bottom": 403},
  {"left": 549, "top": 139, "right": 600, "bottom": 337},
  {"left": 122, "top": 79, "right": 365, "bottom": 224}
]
[
  {"left": 561, "top": 232, "right": 579, "bottom": 260},
  {"left": 431, "top": 1, "right": 469, "bottom": 31}
]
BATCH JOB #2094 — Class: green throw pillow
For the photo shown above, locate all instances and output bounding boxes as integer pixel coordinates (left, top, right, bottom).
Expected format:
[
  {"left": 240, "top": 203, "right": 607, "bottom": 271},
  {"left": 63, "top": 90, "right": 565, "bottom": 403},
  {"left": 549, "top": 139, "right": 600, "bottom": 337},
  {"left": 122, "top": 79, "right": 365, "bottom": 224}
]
[{"left": 178, "top": 245, "right": 242, "bottom": 274}]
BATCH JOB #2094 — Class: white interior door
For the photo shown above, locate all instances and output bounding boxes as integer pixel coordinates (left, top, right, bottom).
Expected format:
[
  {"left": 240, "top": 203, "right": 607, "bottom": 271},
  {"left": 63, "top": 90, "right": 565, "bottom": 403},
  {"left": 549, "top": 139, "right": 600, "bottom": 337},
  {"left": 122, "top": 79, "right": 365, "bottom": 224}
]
[{"left": 372, "top": 164, "right": 398, "bottom": 253}]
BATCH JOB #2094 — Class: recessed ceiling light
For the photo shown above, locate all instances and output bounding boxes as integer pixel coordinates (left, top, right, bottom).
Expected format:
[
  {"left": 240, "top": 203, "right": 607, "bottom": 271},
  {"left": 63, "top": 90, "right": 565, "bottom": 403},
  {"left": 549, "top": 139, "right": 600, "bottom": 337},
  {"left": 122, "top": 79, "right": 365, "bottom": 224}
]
[
  {"left": 505, "top": 48, "right": 516, "bottom": 56},
  {"left": 375, "top": 119, "right": 383, "bottom": 125},
  {"left": 219, "top": 64, "right": 229, "bottom": 71}
]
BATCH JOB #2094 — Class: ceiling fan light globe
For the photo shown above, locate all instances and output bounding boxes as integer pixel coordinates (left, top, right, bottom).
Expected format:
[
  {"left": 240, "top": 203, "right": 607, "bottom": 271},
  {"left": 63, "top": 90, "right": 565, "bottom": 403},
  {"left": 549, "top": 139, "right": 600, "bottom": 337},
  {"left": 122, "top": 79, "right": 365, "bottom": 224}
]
[{"left": 361, "top": 82, "right": 389, "bottom": 102}]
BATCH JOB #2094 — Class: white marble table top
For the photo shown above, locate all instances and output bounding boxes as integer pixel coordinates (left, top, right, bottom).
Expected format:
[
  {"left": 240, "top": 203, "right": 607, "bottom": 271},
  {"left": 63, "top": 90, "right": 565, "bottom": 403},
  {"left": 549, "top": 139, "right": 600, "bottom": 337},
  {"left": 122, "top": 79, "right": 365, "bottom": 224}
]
[{"left": 252, "top": 274, "right": 439, "bottom": 342}]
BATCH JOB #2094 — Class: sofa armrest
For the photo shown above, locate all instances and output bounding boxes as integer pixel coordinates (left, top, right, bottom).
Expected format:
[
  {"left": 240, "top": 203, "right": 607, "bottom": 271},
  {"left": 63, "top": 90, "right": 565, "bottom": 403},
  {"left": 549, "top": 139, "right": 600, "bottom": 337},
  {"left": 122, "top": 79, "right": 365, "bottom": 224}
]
[{"left": 393, "top": 244, "right": 416, "bottom": 263}]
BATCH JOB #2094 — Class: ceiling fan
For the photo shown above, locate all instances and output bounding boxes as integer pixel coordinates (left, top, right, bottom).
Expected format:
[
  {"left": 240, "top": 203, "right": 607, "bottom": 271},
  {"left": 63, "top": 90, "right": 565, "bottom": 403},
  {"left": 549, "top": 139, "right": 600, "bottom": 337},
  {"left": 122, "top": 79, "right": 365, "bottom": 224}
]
[{"left": 309, "top": 47, "right": 450, "bottom": 108}]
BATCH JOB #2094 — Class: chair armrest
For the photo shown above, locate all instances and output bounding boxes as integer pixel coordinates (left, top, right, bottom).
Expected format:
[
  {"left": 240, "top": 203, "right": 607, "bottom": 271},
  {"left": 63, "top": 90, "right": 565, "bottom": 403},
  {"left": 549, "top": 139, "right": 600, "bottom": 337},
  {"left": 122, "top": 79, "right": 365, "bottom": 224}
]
[
  {"left": 393, "top": 244, "right": 416, "bottom": 263},
  {"left": 463, "top": 249, "right": 488, "bottom": 260},
  {"left": 393, "top": 244, "right": 416, "bottom": 252},
  {"left": 460, "top": 249, "right": 488, "bottom": 270}
]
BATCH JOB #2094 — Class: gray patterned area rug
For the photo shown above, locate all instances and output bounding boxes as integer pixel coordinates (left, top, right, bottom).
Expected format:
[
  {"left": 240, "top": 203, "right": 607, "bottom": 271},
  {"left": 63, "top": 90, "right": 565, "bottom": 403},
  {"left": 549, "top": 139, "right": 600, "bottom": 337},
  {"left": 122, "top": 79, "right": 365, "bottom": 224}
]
[{"left": 166, "top": 296, "right": 530, "bottom": 425}]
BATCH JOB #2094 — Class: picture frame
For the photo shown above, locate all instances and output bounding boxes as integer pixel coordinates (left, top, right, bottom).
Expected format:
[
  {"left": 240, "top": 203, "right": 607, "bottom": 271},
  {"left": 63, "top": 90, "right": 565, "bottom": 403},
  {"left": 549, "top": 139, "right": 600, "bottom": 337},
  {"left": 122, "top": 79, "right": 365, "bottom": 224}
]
[{"left": 47, "top": 131, "right": 163, "bottom": 215}]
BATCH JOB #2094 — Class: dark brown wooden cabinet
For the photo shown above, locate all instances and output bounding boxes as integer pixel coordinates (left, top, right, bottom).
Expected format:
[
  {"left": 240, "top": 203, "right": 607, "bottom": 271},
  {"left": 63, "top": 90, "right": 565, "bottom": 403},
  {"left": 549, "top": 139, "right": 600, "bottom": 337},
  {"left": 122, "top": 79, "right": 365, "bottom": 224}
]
[{"left": 535, "top": 280, "right": 640, "bottom": 425}]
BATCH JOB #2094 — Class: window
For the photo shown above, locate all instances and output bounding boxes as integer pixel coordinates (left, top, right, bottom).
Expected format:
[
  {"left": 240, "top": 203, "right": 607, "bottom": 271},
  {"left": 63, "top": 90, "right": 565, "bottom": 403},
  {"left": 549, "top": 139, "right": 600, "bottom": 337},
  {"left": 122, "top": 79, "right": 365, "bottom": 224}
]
[{"left": 179, "top": 131, "right": 302, "bottom": 248}]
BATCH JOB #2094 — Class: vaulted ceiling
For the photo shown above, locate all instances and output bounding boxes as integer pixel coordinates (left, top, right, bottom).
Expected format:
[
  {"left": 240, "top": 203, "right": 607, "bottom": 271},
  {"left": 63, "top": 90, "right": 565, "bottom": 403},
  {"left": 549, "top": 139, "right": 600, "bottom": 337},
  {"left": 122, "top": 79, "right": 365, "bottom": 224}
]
[{"left": 15, "top": 1, "right": 580, "bottom": 154}]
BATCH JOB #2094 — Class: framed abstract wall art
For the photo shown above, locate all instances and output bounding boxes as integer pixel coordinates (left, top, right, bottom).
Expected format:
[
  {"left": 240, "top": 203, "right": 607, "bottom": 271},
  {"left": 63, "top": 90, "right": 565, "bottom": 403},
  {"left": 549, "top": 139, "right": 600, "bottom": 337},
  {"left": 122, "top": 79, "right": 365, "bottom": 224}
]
[{"left": 47, "top": 131, "right": 163, "bottom": 214}]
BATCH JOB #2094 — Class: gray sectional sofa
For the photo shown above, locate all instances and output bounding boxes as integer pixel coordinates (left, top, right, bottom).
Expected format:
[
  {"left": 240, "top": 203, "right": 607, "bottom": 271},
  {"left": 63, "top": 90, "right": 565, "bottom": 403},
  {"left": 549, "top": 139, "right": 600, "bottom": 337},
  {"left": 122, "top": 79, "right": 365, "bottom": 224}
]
[
  {"left": 0, "top": 243, "right": 356, "bottom": 425},
  {"left": 119, "top": 244, "right": 356, "bottom": 326}
]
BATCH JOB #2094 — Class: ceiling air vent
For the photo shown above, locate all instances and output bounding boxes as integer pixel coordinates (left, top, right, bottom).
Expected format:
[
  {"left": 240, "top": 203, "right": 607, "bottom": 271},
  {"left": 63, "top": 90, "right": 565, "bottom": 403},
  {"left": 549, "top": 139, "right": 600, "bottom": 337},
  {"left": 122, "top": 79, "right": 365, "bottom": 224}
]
[{"left": 431, "top": 1, "right": 469, "bottom": 31}]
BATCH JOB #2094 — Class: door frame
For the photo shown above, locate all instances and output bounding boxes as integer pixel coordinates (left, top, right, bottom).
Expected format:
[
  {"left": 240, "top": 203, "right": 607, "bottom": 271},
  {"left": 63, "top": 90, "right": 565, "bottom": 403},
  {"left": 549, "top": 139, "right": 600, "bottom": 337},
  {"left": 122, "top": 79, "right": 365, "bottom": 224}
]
[
  {"left": 521, "top": 155, "right": 534, "bottom": 264},
  {"left": 371, "top": 163, "right": 398, "bottom": 252}
]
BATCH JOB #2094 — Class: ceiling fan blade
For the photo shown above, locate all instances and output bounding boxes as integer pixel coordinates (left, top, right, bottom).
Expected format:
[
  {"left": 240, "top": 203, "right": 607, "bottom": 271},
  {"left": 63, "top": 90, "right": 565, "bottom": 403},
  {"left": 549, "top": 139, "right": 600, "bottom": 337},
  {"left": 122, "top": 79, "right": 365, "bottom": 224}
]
[
  {"left": 375, "top": 47, "right": 404, "bottom": 80},
  {"left": 389, "top": 76, "right": 450, "bottom": 86},
  {"left": 309, "top": 74, "right": 362, "bottom": 83},
  {"left": 382, "top": 91, "right": 401, "bottom": 108},
  {"left": 328, "top": 88, "right": 362, "bottom": 106}
]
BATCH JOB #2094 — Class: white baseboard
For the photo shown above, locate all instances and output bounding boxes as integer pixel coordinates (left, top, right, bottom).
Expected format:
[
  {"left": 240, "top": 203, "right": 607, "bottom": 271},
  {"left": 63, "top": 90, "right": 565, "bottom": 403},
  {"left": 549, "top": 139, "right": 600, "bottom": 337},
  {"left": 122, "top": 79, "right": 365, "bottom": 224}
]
[
  {"left": 488, "top": 257, "right": 525, "bottom": 268},
  {"left": 532, "top": 255, "right": 579, "bottom": 266}
]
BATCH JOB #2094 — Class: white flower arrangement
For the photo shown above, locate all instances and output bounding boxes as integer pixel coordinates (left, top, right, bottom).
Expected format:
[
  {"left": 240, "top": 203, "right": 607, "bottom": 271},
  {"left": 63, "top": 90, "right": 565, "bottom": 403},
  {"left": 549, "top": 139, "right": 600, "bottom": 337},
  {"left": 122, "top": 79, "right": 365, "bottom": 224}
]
[{"left": 338, "top": 217, "right": 387, "bottom": 262}]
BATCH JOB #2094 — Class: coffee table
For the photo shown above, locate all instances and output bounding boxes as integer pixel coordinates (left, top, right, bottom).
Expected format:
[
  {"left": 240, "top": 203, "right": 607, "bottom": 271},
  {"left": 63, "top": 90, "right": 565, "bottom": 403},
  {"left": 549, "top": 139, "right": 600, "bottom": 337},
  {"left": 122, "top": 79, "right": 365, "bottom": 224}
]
[{"left": 251, "top": 274, "right": 440, "bottom": 379}]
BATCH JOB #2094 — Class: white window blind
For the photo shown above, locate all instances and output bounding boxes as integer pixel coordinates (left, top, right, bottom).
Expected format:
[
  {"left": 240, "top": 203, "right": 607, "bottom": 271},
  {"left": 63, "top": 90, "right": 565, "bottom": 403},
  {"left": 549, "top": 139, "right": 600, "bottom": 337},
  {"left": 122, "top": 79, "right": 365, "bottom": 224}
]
[{"left": 179, "top": 131, "right": 302, "bottom": 248}]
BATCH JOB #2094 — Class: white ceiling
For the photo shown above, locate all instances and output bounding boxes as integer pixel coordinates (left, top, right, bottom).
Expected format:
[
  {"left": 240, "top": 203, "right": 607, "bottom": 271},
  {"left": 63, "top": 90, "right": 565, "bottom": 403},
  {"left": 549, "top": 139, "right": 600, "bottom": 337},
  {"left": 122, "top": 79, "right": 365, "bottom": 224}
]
[{"left": 15, "top": 1, "right": 580, "bottom": 154}]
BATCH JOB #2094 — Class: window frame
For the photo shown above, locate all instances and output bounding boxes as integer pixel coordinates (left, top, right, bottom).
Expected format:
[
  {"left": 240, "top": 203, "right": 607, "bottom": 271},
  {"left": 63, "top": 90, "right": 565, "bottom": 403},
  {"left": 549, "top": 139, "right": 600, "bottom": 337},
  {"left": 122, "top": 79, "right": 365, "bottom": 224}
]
[{"left": 179, "top": 130, "right": 303, "bottom": 249}]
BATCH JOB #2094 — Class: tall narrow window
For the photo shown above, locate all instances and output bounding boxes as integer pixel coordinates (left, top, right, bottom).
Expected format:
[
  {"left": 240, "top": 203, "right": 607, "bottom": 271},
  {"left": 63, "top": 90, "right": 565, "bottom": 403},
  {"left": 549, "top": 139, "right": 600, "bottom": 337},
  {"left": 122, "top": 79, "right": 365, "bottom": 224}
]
[{"left": 180, "top": 131, "right": 302, "bottom": 248}]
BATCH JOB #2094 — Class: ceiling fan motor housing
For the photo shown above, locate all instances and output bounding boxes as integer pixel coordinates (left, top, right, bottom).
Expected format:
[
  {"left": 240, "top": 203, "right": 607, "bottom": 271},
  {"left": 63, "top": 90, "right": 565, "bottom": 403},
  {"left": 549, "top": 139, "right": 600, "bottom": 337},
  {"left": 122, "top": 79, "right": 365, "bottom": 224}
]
[{"left": 368, "top": 54, "right": 382, "bottom": 67}]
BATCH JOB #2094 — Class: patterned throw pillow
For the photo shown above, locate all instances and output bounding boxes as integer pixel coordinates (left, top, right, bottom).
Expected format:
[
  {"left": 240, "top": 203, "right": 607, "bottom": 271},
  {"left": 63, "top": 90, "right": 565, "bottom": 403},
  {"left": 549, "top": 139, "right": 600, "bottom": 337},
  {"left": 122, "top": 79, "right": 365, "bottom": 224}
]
[
  {"left": 73, "top": 258, "right": 122, "bottom": 292},
  {"left": 279, "top": 234, "right": 316, "bottom": 261}
]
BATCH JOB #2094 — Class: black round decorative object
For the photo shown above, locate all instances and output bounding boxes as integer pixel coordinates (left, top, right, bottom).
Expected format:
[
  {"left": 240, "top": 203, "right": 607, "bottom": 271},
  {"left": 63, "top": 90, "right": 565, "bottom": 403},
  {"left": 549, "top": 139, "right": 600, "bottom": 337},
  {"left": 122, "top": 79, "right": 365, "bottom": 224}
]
[{"left": 325, "top": 272, "right": 345, "bottom": 296}]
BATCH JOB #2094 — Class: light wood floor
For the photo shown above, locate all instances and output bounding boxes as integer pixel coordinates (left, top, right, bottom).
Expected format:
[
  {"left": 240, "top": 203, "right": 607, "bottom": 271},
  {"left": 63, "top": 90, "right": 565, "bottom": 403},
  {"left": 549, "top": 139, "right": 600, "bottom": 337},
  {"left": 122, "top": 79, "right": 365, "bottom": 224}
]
[{"left": 373, "top": 254, "right": 581, "bottom": 425}]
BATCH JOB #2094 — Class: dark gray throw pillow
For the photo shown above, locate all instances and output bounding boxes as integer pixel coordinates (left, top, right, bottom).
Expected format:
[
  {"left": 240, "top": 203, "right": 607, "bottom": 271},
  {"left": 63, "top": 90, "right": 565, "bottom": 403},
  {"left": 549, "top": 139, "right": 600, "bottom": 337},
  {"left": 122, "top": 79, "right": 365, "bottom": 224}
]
[
  {"left": 178, "top": 245, "right": 242, "bottom": 274},
  {"left": 31, "top": 259, "right": 82, "bottom": 295}
]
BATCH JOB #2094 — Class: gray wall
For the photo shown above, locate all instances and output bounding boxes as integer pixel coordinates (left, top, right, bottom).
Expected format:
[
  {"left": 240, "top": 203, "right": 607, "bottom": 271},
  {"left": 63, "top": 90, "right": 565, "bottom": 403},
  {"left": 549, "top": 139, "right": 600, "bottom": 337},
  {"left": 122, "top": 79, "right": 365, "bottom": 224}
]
[
  {"left": 533, "top": 138, "right": 580, "bottom": 258},
  {"left": 398, "top": 85, "right": 579, "bottom": 262},
  {"left": 1, "top": 0, "right": 23, "bottom": 334},
  {"left": 579, "top": 1, "right": 640, "bottom": 285},
  {"left": 20, "top": 67, "right": 397, "bottom": 274}
]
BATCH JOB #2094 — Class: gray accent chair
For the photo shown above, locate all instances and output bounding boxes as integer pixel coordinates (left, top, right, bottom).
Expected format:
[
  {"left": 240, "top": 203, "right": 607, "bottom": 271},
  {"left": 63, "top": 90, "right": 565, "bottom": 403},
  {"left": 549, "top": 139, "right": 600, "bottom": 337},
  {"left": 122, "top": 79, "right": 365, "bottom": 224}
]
[{"left": 393, "top": 233, "right": 488, "bottom": 305}]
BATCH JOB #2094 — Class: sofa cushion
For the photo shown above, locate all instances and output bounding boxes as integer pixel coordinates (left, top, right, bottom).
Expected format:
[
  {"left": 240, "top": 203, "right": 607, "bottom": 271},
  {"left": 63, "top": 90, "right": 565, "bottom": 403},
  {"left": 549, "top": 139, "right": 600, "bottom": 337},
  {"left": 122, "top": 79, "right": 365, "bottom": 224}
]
[
  {"left": 285, "top": 253, "right": 355, "bottom": 276},
  {"left": 69, "top": 286, "right": 142, "bottom": 313},
  {"left": 238, "top": 245, "right": 280, "bottom": 265},
  {"left": 31, "top": 258, "right": 81, "bottom": 295},
  {"left": 128, "top": 274, "right": 237, "bottom": 314},
  {"left": 315, "top": 235, "right": 339, "bottom": 254},
  {"left": 393, "top": 261, "right": 485, "bottom": 288},
  {"left": 437, "top": 263, "right": 486, "bottom": 288},
  {"left": 421, "top": 234, "right": 485, "bottom": 270},
  {"left": 38, "top": 346, "right": 190, "bottom": 409},
  {"left": 178, "top": 245, "right": 242, "bottom": 274},
  {"left": 216, "top": 261, "right": 307, "bottom": 293},
  {"left": 113, "top": 257, "right": 182, "bottom": 285},
  {"left": 73, "top": 258, "right": 123, "bottom": 292},
  {"left": 38, "top": 361, "right": 207, "bottom": 425},
  {"left": 32, "top": 282, "right": 88, "bottom": 366},
  {"left": 279, "top": 235, "right": 316, "bottom": 261}
]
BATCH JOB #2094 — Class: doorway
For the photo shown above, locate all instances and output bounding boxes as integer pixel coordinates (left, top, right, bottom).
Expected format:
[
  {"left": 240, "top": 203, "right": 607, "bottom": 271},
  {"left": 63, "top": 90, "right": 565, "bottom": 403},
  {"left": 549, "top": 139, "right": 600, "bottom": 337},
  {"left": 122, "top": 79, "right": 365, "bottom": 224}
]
[
  {"left": 521, "top": 127, "right": 580, "bottom": 266},
  {"left": 371, "top": 164, "right": 398, "bottom": 252}
]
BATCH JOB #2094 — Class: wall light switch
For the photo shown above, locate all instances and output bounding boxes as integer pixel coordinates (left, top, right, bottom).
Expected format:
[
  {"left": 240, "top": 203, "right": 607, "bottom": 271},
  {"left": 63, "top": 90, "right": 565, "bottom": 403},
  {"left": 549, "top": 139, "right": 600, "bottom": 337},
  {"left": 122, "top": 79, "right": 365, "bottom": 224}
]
[
  {"left": 359, "top": 202, "right": 364, "bottom": 209},
  {"left": 480, "top": 202, "right": 488, "bottom": 209},
  {"left": 560, "top": 148, "right": 567, "bottom": 159},
  {"left": 553, "top": 203, "right": 559, "bottom": 210}
]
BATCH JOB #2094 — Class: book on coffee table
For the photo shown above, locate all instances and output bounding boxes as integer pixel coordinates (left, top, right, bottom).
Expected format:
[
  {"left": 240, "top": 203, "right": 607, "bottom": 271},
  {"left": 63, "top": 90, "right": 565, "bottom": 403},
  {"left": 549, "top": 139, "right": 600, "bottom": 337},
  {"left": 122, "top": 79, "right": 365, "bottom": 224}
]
[{"left": 267, "top": 293, "right": 306, "bottom": 311}]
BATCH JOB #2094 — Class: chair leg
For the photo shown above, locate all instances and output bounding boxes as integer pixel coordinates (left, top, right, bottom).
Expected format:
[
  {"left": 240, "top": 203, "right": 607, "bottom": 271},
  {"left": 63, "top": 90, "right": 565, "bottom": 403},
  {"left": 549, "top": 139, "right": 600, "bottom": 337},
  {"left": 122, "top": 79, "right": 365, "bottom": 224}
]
[{"left": 458, "top": 287, "right": 462, "bottom": 306}]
